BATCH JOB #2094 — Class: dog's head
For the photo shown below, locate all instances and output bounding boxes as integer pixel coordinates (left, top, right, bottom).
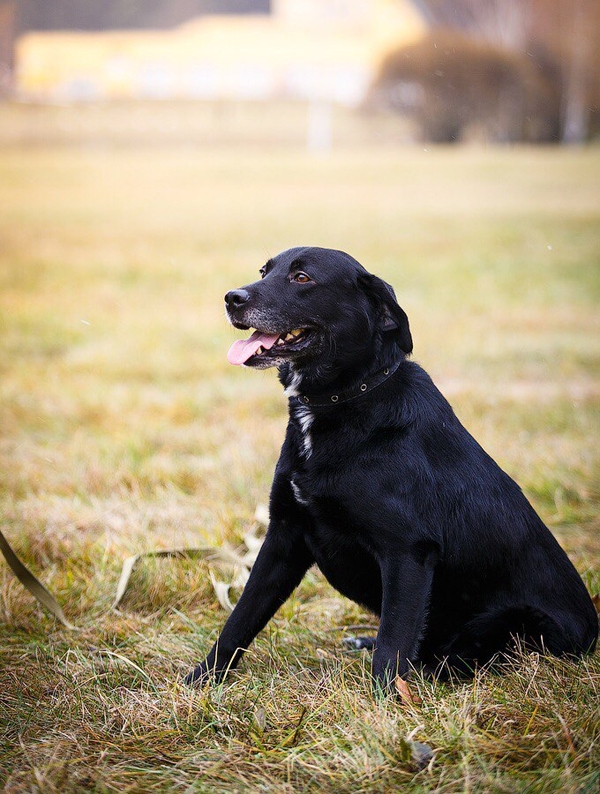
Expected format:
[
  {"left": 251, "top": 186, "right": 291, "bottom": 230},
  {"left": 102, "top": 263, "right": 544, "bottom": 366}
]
[{"left": 225, "top": 247, "right": 412, "bottom": 374}]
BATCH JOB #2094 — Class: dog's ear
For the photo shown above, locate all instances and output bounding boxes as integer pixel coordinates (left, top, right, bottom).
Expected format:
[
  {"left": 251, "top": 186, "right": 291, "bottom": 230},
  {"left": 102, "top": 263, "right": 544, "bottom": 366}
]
[{"left": 358, "top": 273, "right": 413, "bottom": 354}]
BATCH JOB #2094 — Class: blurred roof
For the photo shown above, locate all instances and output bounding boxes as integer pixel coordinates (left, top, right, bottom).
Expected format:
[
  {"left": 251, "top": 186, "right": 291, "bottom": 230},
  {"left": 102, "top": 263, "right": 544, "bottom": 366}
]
[{"left": 17, "top": 0, "right": 271, "bottom": 33}]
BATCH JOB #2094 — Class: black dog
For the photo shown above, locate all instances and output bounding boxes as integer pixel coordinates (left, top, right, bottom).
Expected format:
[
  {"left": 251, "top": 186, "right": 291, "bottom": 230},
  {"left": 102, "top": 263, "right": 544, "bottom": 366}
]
[{"left": 186, "top": 246, "right": 597, "bottom": 692}]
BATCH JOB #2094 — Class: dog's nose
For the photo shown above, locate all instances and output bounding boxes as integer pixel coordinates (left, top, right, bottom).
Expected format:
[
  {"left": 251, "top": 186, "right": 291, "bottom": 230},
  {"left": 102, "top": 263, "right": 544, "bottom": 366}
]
[{"left": 225, "top": 289, "right": 250, "bottom": 311}]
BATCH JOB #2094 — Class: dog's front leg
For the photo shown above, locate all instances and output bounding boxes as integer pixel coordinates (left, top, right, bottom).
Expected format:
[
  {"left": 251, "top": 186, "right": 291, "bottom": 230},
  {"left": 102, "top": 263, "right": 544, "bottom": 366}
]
[
  {"left": 185, "top": 526, "right": 313, "bottom": 687},
  {"left": 372, "top": 548, "right": 436, "bottom": 694}
]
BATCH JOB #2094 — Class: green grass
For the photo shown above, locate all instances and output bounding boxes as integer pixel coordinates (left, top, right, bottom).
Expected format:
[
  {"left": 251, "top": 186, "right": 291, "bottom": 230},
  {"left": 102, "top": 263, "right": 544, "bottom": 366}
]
[{"left": 0, "top": 105, "right": 599, "bottom": 791}]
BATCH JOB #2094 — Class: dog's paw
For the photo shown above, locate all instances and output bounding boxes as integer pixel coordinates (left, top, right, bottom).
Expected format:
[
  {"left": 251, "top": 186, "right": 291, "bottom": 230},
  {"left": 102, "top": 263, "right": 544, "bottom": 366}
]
[
  {"left": 371, "top": 666, "right": 421, "bottom": 704},
  {"left": 183, "top": 662, "right": 211, "bottom": 688},
  {"left": 342, "top": 635, "right": 377, "bottom": 651}
]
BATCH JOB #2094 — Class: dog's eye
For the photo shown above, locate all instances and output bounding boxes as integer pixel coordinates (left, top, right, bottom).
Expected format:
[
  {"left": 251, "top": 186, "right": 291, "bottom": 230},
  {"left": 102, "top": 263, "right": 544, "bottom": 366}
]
[{"left": 293, "top": 272, "right": 311, "bottom": 284}]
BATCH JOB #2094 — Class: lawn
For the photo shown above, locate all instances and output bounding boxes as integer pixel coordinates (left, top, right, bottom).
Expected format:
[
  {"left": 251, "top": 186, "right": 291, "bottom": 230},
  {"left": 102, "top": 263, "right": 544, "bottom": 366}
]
[{"left": 0, "top": 115, "right": 599, "bottom": 791}]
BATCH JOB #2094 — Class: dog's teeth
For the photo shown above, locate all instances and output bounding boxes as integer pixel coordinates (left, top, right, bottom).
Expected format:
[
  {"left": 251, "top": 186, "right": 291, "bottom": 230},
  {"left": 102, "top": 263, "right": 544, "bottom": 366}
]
[
  {"left": 276, "top": 338, "right": 285, "bottom": 346},
  {"left": 256, "top": 346, "right": 264, "bottom": 355},
  {"left": 285, "top": 333, "right": 295, "bottom": 342}
]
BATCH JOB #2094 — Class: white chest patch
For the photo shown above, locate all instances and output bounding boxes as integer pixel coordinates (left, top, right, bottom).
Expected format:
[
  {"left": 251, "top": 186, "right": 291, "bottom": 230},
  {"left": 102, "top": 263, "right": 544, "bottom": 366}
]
[
  {"left": 284, "top": 370, "right": 303, "bottom": 398},
  {"left": 294, "top": 404, "right": 313, "bottom": 458},
  {"left": 290, "top": 478, "right": 310, "bottom": 506},
  {"left": 285, "top": 368, "right": 313, "bottom": 457}
]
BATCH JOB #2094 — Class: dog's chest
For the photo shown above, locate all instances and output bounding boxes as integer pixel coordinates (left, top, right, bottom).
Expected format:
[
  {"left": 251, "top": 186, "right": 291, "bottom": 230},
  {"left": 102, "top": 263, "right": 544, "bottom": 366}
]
[
  {"left": 287, "top": 405, "right": 357, "bottom": 507},
  {"left": 290, "top": 477, "right": 310, "bottom": 506},
  {"left": 287, "top": 400, "right": 381, "bottom": 520},
  {"left": 288, "top": 451, "right": 349, "bottom": 520},
  {"left": 290, "top": 403, "right": 314, "bottom": 460}
]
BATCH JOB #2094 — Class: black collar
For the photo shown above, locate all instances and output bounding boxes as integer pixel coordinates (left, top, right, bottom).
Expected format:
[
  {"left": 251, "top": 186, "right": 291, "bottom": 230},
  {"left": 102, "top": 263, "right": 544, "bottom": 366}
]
[{"left": 289, "top": 359, "right": 402, "bottom": 408}]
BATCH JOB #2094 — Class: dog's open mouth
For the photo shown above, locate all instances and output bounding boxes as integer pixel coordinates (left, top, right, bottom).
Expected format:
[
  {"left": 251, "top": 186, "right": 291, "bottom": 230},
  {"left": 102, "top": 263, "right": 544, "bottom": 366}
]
[{"left": 227, "top": 327, "right": 312, "bottom": 366}]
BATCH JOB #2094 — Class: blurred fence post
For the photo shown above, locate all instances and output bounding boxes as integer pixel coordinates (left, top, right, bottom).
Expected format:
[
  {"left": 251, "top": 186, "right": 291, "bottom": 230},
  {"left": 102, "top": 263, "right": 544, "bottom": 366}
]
[{"left": 307, "top": 98, "right": 332, "bottom": 156}]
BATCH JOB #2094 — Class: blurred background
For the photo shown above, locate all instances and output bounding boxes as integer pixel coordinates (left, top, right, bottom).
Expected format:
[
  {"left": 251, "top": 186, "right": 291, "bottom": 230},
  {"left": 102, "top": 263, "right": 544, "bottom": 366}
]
[
  {"left": 0, "top": 0, "right": 599, "bottom": 547},
  {"left": 0, "top": 0, "right": 599, "bottom": 540},
  {"left": 1, "top": 0, "right": 599, "bottom": 147}
]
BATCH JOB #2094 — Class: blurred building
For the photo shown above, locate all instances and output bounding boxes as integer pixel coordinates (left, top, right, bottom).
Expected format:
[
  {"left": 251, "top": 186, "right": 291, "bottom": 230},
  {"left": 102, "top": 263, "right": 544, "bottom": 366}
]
[{"left": 15, "top": 0, "right": 427, "bottom": 105}]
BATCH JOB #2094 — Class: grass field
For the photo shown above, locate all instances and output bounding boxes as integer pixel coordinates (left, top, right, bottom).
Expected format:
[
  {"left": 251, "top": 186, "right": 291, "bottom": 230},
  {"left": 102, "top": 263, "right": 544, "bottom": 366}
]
[{"left": 1, "top": 112, "right": 599, "bottom": 791}]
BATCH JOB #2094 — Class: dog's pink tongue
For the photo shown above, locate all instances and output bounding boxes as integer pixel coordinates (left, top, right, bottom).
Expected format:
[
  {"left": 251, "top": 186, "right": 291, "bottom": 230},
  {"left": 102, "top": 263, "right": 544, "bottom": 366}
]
[{"left": 227, "top": 330, "right": 279, "bottom": 365}]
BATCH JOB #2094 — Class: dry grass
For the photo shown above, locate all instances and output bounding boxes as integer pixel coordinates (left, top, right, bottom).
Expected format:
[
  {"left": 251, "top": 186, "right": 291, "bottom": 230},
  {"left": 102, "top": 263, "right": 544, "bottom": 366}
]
[{"left": 1, "top": 103, "right": 599, "bottom": 791}]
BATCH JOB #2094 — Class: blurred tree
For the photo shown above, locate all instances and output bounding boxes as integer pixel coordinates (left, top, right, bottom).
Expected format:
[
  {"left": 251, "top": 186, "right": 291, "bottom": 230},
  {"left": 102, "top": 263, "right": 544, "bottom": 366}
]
[
  {"left": 0, "top": 1, "right": 16, "bottom": 95},
  {"left": 375, "top": 29, "right": 555, "bottom": 143},
  {"left": 530, "top": 0, "right": 600, "bottom": 143},
  {"left": 414, "top": 0, "right": 531, "bottom": 48},
  {"left": 412, "top": 0, "right": 600, "bottom": 143}
]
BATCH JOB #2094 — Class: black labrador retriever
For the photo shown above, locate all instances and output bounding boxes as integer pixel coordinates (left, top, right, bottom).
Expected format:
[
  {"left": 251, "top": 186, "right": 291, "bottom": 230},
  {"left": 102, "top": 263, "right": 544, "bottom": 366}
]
[{"left": 186, "top": 246, "right": 597, "bottom": 693}]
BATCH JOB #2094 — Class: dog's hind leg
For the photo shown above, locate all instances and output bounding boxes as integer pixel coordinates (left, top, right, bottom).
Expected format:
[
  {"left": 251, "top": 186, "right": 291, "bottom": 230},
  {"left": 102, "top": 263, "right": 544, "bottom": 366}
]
[{"left": 437, "top": 604, "right": 579, "bottom": 675}]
